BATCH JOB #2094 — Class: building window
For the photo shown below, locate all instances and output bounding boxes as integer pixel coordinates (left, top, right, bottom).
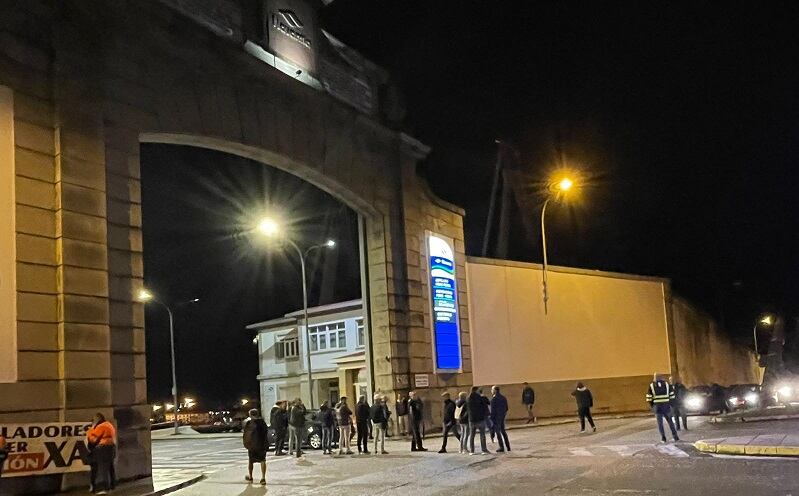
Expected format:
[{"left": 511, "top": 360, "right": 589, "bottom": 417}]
[
  {"left": 276, "top": 334, "right": 299, "bottom": 359},
  {"left": 309, "top": 321, "right": 346, "bottom": 352},
  {"left": 356, "top": 318, "right": 365, "bottom": 347}
]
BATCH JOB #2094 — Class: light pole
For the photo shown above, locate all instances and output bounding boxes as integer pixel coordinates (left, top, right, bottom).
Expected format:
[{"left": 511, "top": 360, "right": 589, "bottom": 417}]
[
  {"left": 138, "top": 289, "right": 198, "bottom": 435},
  {"left": 540, "top": 177, "right": 574, "bottom": 314},
  {"left": 256, "top": 218, "right": 335, "bottom": 409},
  {"left": 753, "top": 314, "right": 773, "bottom": 358}
]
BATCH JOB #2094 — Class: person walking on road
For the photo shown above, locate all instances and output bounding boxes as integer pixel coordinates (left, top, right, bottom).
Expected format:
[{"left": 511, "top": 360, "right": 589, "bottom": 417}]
[
  {"left": 395, "top": 394, "right": 409, "bottom": 437},
  {"left": 467, "top": 386, "right": 490, "bottom": 455},
  {"left": 336, "top": 397, "right": 354, "bottom": 455},
  {"left": 317, "top": 401, "right": 336, "bottom": 454},
  {"left": 355, "top": 395, "right": 371, "bottom": 454},
  {"left": 270, "top": 401, "right": 288, "bottom": 455},
  {"left": 490, "top": 386, "right": 511, "bottom": 452},
  {"left": 438, "top": 392, "right": 460, "bottom": 453},
  {"left": 242, "top": 408, "right": 268, "bottom": 485},
  {"left": 86, "top": 413, "right": 116, "bottom": 494},
  {"left": 408, "top": 391, "right": 427, "bottom": 451},
  {"left": 288, "top": 398, "right": 307, "bottom": 458},
  {"left": 647, "top": 373, "right": 680, "bottom": 443},
  {"left": 522, "top": 382, "right": 537, "bottom": 424},
  {"left": 455, "top": 391, "right": 469, "bottom": 453},
  {"left": 670, "top": 376, "right": 688, "bottom": 431},
  {"left": 572, "top": 382, "right": 596, "bottom": 433},
  {"left": 370, "top": 394, "right": 389, "bottom": 454}
]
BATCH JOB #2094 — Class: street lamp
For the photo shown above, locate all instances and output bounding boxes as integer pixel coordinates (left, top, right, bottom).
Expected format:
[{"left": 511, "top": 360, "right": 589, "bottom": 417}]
[
  {"left": 138, "top": 289, "right": 199, "bottom": 435},
  {"left": 540, "top": 174, "right": 577, "bottom": 315},
  {"left": 255, "top": 216, "right": 335, "bottom": 409},
  {"left": 753, "top": 314, "right": 773, "bottom": 357}
]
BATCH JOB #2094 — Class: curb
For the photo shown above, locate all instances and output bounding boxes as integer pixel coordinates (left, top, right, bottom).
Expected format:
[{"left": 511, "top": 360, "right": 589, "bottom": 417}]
[
  {"left": 710, "top": 413, "right": 799, "bottom": 424},
  {"left": 694, "top": 441, "right": 799, "bottom": 457},
  {"left": 148, "top": 474, "right": 205, "bottom": 496}
]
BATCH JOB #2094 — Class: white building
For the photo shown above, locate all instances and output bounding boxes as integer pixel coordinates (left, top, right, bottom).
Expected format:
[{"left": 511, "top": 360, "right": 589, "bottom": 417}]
[{"left": 248, "top": 300, "right": 367, "bottom": 410}]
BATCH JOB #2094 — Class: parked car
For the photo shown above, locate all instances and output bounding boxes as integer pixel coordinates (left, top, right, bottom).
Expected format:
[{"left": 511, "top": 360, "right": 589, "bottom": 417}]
[
  {"left": 267, "top": 409, "right": 340, "bottom": 450},
  {"left": 683, "top": 385, "right": 728, "bottom": 414},
  {"left": 725, "top": 384, "right": 762, "bottom": 411}
]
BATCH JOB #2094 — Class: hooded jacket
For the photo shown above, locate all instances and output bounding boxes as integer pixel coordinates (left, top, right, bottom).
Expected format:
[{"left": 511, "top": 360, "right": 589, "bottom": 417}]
[{"left": 572, "top": 387, "right": 594, "bottom": 410}]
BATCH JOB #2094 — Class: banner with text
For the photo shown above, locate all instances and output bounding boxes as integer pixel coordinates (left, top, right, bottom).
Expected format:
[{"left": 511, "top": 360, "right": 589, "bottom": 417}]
[
  {"left": 426, "top": 232, "right": 462, "bottom": 371},
  {"left": 0, "top": 422, "right": 92, "bottom": 478}
]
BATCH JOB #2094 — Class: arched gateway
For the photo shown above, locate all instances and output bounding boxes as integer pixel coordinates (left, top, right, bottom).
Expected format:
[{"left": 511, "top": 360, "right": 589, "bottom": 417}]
[{"left": 0, "top": 1, "right": 471, "bottom": 492}]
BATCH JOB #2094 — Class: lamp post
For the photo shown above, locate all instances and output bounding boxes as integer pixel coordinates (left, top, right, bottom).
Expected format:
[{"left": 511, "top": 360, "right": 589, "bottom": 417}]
[
  {"left": 753, "top": 314, "right": 773, "bottom": 358},
  {"left": 540, "top": 177, "right": 574, "bottom": 314},
  {"left": 256, "top": 218, "right": 335, "bottom": 409},
  {"left": 138, "top": 289, "right": 198, "bottom": 435}
]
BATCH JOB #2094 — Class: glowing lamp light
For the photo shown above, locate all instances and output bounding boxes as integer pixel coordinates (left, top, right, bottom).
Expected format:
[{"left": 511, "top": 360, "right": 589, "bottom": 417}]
[
  {"left": 152, "top": 404, "right": 163, "bottom": 411},
  {"left": 325, "top": 239, "right": 336, "bottom": 248},
  {"left": 760, "top": 315, "right": 773, "bottom": 326},
  {"left": 241, "top": 398, "right": 249, "bottom": 406},
  {"left": 558, "top": 177, "right": 574, "bottom": 192},
  {"left": 165, "top": 403, "right": 175, "bottom": 411},
  {"left": 257, "top": 218, "right": 279, "bottom": 237},
  {"left": 138, "top": 289, "right": 153, "bottom": 302}
]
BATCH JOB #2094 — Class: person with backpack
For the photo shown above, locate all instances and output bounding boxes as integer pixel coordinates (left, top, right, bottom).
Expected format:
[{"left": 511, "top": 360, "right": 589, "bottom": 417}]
[
  {"left": 438, "top": 392, "right": 460, "bottom": 453},
  {"left": 242, "top": 409, "right": 268, "bottom": 485},
  {"left": 270, "top": 400, "right": 288, "bottom": 455},
  {"left": 571, "top": 382, "right": 597, "bottom": 433},
  {"left": 455, "top": 391, "right": 469, "bottom": 453},
  {"left": 317, "top": 401, "right": 336, "bottom": 454},
  {"left": 370, "top": 394, "right": 389, "bottom": 454},
  {"left": 336, "top": 397, "right": 354, "bottom": 455},
  {"left": 288, "top": 398, "right": 307, "bottom": 458}
]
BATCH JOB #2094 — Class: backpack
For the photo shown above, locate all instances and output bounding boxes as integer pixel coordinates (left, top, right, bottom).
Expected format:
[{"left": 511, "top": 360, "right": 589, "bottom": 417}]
[{"left": 242, "top": 419, "right": 257, "bottom": 450}]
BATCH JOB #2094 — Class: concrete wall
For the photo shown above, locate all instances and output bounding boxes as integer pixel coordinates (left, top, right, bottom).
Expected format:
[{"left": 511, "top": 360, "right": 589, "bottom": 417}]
[
  {"left": 671, "top": 295, "right": 761, "bottom": 387},
  {"left": 467, "top": 258, "right": 673, "bottom": 418},
  {"left": 0, "top": 1, "right": 471, "bottom": 492}
]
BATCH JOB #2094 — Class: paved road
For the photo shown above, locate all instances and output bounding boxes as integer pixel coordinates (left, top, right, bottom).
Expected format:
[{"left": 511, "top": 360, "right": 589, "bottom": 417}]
[{"left": 155, "top": 416, "right": 799, "bottom": 495}]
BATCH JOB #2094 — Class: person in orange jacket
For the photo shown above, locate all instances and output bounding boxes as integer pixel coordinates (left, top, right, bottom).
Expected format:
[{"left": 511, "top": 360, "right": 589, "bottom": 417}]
[
  {"left": 0, "top": 434, "right": 8, "bottom": 484},
  {"left": 86, "top": 413, "right": 116, "bottom": 494}
]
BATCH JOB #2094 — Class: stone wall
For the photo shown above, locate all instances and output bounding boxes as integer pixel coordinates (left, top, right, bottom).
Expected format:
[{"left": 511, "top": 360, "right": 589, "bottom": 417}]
[{"left": 0, "top": 1, "right": 470, "bottom": 492}]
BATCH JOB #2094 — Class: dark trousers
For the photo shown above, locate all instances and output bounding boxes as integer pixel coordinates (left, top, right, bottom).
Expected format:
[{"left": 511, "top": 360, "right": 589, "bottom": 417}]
[
  {"left": 410, "top": 418, "right": 424, "bottom": 450},
  {"left": 654, "top": 404, "right": 679, "bottom": 440},
  {"left": 494, "top": 417, "right": 510, "bottom": 450},
  {"left": 93, "top": 444, "right": 115, "bottom": 492},
  {"left": 469, "top": 420, "right": 488, "bottom": 453},
  {"left": 672, "top": 405, "right": 687, "bottom": 430},
  {"left": 357, "top": 422, "right": 370, "bottom": 452},
  {"left": 578, "top": 407, "right": 595, "bottom": 430},
  {"left": 273, "top": 429, "right": 286, "bottom": 454},
  {"left": 440, "top": 421, "right": 460, "bottom": 450}
]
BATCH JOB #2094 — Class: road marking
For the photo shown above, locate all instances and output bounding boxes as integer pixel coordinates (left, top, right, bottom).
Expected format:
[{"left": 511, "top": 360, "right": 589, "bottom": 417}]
[
  {"left": 569, "top": 448, "right": 594, "bottom": 457},
  {"left": 655, "top": 444, "right": 689, "bottom": 457},
  {"left": 602, "top": 444, "right": 651, "bottom": 457}
]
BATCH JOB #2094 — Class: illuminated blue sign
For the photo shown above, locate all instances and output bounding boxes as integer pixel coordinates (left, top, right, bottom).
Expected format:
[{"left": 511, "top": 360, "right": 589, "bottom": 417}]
[{"left": 427, "top": 233, "right": 462, "bottom": 371}]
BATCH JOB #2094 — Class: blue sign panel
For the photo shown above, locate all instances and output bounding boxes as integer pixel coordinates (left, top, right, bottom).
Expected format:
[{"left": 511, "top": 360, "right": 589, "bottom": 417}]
[{"left": 427, "top": 233, "right": 462, "bottom": 371}]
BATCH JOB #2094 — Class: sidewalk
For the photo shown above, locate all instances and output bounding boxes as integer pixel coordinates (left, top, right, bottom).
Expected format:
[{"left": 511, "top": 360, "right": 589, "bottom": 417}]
[
  {"left": 63, "top": 474, "right": 204, "bottom": 496},
  {"left": 694, "top": 434, "right": 799, "bottom": 456},
  {"left": 711, "top": 404, "right": 799, "bottom": 423}
]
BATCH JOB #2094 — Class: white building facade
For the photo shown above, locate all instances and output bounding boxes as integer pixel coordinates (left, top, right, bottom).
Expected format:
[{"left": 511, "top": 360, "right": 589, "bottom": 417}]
[{"left": 249, "top": 300, "right": 367, "bottom": 410}]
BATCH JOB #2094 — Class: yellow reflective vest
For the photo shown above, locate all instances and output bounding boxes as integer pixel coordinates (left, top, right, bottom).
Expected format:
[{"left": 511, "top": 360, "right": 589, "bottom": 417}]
[{"left": 646, "top": 380, "right": 675, "bottom": 405}]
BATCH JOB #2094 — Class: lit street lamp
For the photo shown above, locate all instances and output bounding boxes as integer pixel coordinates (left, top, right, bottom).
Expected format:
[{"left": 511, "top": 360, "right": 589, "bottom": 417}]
[
  {"left": 540, "top": 174, "right": 576, "bottom": 315},
  {"left": 753, "top": 314, "right": 773, "bottom": 358},
  {"left": 255, "top": 217, "right": 335, "bottom": 409},
  {"left": 138, "top": 289, "right": 199, "bottom": 435}
]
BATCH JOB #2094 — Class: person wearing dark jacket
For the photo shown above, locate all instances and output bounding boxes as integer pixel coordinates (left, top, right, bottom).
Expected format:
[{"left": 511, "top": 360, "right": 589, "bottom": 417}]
[
  {"left": 316, "top": 402, "right": 336, "bottom": 454},
  {"left": 522, "top": 382, "right": 536, "bottom": 424},
  {"left": 407, "top": 391, "right": 427, "bottom": 451},
  {"left": 395, "top": 394, "right": 409, "bottom": 436},
  {"left": 438, "top": 392, "right": 460, "bottom": 453},
  {"left": 355, "top": 395, "right": 371, "bottom": 454},
  {"left": 467, "top": 387, "right": 490, "bottom": 455},
  {"left": 490, "top": 386, "right": 510, "bottom": 452},
  {"left": 572, "top": 382, "right": 596, "bottom": 433},
  {"left": 270, "top": 401, "right": 288, "bottom": 455},
  {"left": 288, "top": 398, "right": 307, "bottom": 458},
  {"left": 647, "top": 373, "right": 679, "bottom": 443},
  {"left": 370, "top": 394, "right": 389, "bottom": 454},
  {"left": 242, "top": 409, "right": 268, "bottom": 485},
  {"left": 669, "top": 376, "right": 688, "bottom": 431},
  {"left": 336, "top": 397, "right": 354, "bottom": 455},
  {"left": 455, "top": 392, "right": 469, "bottom": 453}
]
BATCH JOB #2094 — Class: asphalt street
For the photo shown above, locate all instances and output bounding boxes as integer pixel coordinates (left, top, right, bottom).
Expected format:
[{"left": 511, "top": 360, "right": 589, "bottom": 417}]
[{"left": 154, "top": 416, "right": 799, "bottom": 495}]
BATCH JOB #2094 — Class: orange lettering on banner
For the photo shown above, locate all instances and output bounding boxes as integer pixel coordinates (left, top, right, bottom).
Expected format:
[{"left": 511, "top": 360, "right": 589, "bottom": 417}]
[{"left": 5, "top": 453, "right": 44, "bottom": 473}]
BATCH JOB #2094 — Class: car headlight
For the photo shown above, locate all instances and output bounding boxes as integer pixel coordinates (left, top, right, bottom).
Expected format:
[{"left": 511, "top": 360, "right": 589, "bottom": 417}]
[
  {"left": 728, "top": 396, "right": 739, "bottom": 405},
  {"left": 777, "top": 386, "right": 793, "bottom": 398},
  {"left": 307, "top": 426, "right": 314, "bottom": 432},
  {"left": 744, "top": 393, "right": 758, "bottom": 403},
  {"left": 686, "top": 395, "right": 703, "bottom": 409}
]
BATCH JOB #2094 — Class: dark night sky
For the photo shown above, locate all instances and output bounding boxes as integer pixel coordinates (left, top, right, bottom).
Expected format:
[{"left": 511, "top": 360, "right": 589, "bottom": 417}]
[{"left": 143, "top": 2, "right": 799, "bottom": 404}]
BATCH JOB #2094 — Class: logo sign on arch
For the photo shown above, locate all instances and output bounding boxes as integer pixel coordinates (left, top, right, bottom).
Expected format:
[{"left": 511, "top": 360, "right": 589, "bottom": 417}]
[{"left": 426, "top": 232, "right": 462, "bottom": 372}]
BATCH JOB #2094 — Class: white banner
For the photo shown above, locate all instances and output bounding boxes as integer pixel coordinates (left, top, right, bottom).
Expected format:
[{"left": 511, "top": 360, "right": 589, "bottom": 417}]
[{"left": 1, "top": 423, "right": 92, "bottom": 478}]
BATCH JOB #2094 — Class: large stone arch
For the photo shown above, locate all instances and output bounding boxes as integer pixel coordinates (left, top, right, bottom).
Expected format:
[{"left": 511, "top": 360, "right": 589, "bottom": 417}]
[{"left": 0, "top": 2, "right": 471, "bottom": 493}]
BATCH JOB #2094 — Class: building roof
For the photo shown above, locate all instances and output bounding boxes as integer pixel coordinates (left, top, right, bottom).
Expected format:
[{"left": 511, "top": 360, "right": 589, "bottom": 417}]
[{"left": 246, "top": 299, "right": 362, "bottom": 331}]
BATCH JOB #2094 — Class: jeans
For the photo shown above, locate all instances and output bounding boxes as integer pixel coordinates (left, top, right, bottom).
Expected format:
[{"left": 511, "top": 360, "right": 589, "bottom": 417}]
[
  {"left": 93, "top": 444, "right": 115, "bottom": 491},
  {"left": 288, "top": 425, "right": 304, "bottom": 457},
  {"left": 273, "top": 429, "right": 286, "bottom": 454},
  {"left": 672, "top": 405, "right": 687, "bottom": 430},
  {"left": 459, "top": 422, "right": 469, "bottom": 452},
  {"left": 525, "top": 403, "right": 536, "bottom": 421},
  {"left": 321, "top": 426, "right": 333, "bottom": 452},
  {"left": 494, "top": 417, "right": 510, "bottom": 450},
  {"left": 654, "top": 404, "right": 679, "bottom": 440},
  {"left": 469, "top": 420, "right": 488, "bottom": 453},
  {"left": 373, "top": 423, "right": 386, "bottom": 453},
  {"left": 338, "top": 425, "right": 352, "bottom": 454},
  {"left": 578, "top": 407, "right": 595, "bottom": 431},
  {"left": 357, "top": 421, "right": 370, "bottom": 452},
  {"left": 441, "top": 421, "right": 460, "bottom": 450},
  {"left": 397, "top": 415, "right": 408, "bottom": 435},
  {"left": 410, "top": 418, "right": 424, "bottom": 450}
]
